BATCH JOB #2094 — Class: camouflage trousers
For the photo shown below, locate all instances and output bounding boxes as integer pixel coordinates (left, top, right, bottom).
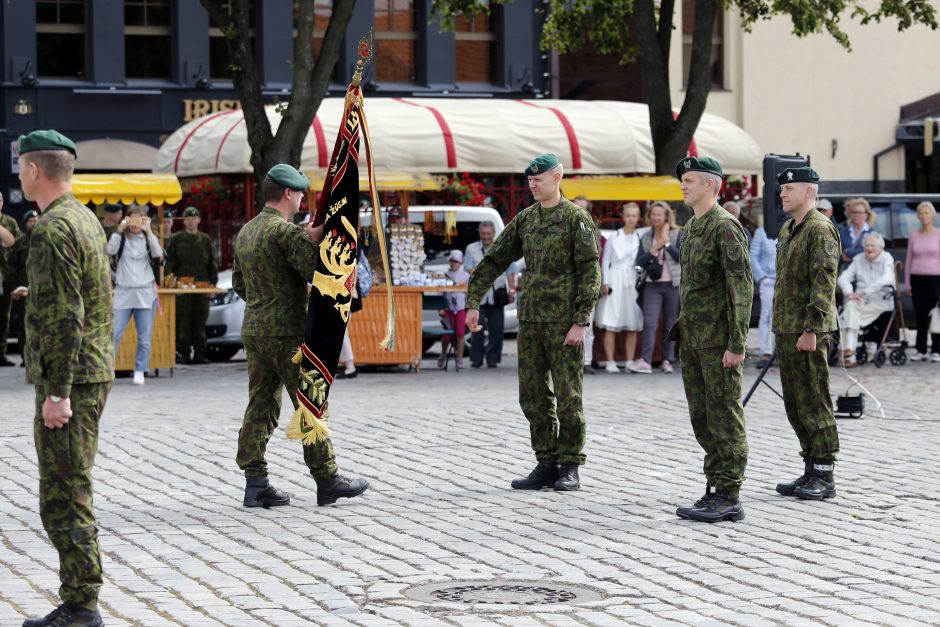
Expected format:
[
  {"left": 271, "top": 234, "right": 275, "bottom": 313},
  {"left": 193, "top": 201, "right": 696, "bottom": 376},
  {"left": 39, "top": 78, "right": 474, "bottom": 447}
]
[
  {"left": 176, "top": 294, "right": 209, "bottom": 357},
  {"left": 517, "top": 321, "right": 586, "bottom": 465},
  {"left": 679, "top": 346, "right": 748, "bottom": 497},
  {"left": 237, "top": 335, "right": 337, "bottom": 480},
  {"left": 776, "top": 332, "right": 840, "bottom": 462},
  {"left": 34, "top": 381, "right": 111, "bottom": 608}
]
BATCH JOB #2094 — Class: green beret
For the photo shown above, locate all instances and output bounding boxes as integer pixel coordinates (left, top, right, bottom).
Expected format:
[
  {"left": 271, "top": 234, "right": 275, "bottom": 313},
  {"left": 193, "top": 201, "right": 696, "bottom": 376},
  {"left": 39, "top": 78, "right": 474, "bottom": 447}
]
[
  {"left": 778, "top": 167, "right": 820, "bottom": 184},
  {"left": 182, "top": 206, "right": 200, "bottom": 218},
  {"left": 675, "top": 156, "right": 723, "bottom": 179},
  {"left": 524, "top": 153, "right": 560, "bottom": 177},
  {"left": 163, "top": 209, "right": 175, "bottom": 219},
  {"left": 16, "top": 129, "right": 77, "bottom": 157},
  {"left": 265, "top": 164, "right": 309, "bottom": 191},
  {"left": 103, "top": 203, "right": 124, "bottom": 214}
]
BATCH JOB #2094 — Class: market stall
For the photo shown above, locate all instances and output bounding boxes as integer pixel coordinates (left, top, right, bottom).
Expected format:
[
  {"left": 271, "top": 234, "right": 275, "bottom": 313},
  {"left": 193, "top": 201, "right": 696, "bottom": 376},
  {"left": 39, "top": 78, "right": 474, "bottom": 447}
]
[{"left": 72, "top": 173, "right": 216, "bottom": 372}]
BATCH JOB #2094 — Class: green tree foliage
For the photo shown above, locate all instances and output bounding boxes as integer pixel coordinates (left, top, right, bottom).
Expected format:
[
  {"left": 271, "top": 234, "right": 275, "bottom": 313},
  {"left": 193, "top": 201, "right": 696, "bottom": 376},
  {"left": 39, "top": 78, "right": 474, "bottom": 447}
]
[{"left": 432, "top": 0, "right": 937, "bottom": 174}]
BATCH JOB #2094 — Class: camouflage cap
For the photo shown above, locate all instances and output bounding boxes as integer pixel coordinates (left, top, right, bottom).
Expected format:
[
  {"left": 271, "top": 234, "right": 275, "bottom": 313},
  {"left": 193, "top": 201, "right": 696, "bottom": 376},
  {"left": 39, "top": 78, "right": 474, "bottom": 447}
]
[
  {"left": 103, "top": 203, "right": 123, "bottom": 213},
  {"left": 16, "top": 129, "right": 77, "bottom": 157},
  {"left": 778, "top": 167, "right": 820, "bottom": 185},
  {"left": 675, "top": 156, "right": 723, "bottom": 179},
  {"left": 265, "top": 164, "right": 309, "bottom": 191},
  {"left": 163, "top": 208, "right": 175, "bottom": 218},
  {"left": 524, "top": 153, "right": 560, "bottom": 177},
  {"left": 182, "top": 206, "right": 200, "bottom": 218}
]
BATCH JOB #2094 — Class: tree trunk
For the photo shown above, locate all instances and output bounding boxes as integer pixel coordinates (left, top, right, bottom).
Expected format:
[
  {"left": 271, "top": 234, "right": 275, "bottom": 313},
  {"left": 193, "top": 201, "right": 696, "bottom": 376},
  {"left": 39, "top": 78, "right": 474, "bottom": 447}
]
[
  {"left": 201, "top": 0, "right": 357, "bottom": 210},
  {"left": 635, "top": 0, "right": 717, "bottom": 175}
]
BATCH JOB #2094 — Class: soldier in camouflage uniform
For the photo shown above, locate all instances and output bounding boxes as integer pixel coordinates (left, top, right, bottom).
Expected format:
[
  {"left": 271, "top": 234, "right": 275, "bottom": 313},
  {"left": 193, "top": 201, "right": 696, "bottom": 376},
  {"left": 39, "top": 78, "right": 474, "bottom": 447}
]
[
  {"left": 233, "top": 164, "right": 368, "bottom": 508},
  {"left": 165, "top": 206, "right": 218, "bottom": 365},
  {"left": 10, "top": 210, "right": 39, "bottom": 367},
  {"left": 466, "top": 154, "right": 600, "bottom": 492},
  {"left": 669, "top": 157, "right": 753, "bottom": 523},
  {"left": 773, "top": 166, "right": 841, "bottom": 501},
  {"left": 18, "top": 130, "right": 113, "bottom": 627},
  {"left": 0, "top": 190, "right": 23, "bottom": 366}
]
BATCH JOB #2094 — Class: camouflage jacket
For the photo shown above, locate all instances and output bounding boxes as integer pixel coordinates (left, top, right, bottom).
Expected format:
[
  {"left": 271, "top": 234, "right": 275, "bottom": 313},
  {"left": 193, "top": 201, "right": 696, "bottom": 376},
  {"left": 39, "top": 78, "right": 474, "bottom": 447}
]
[
  {"left": 0, "top": 213, "right": 22, "bottom": 282},
  {"left": 26, "top": 193, "right": 114, "bottom": 397},
  {"left": 467, "top": 198, "right": 600, "bottom": 324},
  {"left": 10, "top": 229, "right": 33, "bottom": 287},
  {"left": 675, "top": 204, "right": 753, "bottom": 353},
  {"left": 233, "top": 207, "right": 318, "bottom": 337},
  {"left": 773, "top": 208, "right": 840, "bottom": 334},
  {"left": 165, "top": 230, "right": 218, "bottom": 283}
]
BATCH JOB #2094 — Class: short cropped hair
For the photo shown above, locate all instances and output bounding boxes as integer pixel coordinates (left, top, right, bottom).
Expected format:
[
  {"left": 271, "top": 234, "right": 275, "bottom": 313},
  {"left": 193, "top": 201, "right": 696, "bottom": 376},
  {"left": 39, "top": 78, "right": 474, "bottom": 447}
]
[
  {"left": 23, "top": 150, "right": 76, "bottom": 182},
  {"left": 262, "top": 179, "right": 287, "bottom": 204}
]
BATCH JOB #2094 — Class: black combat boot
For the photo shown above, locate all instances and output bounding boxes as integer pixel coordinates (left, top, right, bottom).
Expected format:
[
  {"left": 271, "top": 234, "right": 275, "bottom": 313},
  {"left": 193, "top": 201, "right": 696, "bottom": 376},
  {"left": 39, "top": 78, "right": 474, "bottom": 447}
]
[
  {"left": 176, "top": 351, "right": 192, "bottom": 365},
  {"left": 510, "top": 459, "right": 558, "bottom": 490},
  {"left": 22, "top": 603, "right": 103, "bottom": 627},
  {"left": 243, "top": 476, "right": 291, "bottom": 508},
  {"left": 793, "top": 461, "right": 836, "bottom": 500},
  {"left": 676, "top": 486, "right": 713, "bottom": 519},
  {"left": 776, "top": 458, "right": 813, "bottom": 496},
  {"left": 316, "top": 473, "right": 369, "bottom": 506},
  {"left": 686, "top": 493, "right": 745, "bottom": 523},
  {"left": 553, "top": 464, "right": 580, "bottom": 491},
  {"left": 191, "top": 353, "right": 210, "bottom": 365}
]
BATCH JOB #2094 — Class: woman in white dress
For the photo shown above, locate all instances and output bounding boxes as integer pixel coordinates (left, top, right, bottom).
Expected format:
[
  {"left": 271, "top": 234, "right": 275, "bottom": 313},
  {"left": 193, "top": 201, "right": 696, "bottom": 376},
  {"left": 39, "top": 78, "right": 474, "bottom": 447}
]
[{"left": 594, "top": 202, "right": 644, "bottom": 372}]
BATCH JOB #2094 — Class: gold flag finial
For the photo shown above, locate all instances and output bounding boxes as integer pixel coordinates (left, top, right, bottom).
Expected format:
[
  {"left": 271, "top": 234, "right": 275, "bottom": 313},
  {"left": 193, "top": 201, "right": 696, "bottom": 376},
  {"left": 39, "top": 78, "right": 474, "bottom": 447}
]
[{"left": 351, "top": 30, "right": 374, "bottom": 86}]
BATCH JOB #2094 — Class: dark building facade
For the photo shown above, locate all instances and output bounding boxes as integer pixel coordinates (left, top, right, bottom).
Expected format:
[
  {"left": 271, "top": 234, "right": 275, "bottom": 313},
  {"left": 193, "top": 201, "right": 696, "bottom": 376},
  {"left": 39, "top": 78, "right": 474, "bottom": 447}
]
[{"left": 0, "top": 0, "right": 550, "bottom": 219}]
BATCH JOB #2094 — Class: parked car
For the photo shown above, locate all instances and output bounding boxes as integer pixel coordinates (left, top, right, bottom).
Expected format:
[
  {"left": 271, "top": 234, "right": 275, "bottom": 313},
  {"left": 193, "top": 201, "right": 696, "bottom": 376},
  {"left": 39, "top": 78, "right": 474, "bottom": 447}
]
[{"left": 205, "top": 269, "right": 244, "bottom": 361}]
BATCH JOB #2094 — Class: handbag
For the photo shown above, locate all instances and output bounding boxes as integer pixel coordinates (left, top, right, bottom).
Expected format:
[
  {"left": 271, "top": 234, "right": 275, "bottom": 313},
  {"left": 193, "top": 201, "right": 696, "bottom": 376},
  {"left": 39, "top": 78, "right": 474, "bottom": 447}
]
[
  {"left": 493, "top": 286, "right": 510, "bottom": 307},
  {"left": 930, "top": 306, "right": 940, "bottom": 335},
  {"left": 356, "top": 250, "right": 373, "bottom": 298}
]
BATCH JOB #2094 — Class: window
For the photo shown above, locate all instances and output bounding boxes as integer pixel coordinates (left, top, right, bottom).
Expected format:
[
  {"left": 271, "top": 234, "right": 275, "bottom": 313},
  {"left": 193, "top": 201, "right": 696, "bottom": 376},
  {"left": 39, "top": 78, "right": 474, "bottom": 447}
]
[
  {"left": 454, "top": 6, "right": 496, "bottom": 83},
  {"left": 36, "top": 0, "right": 87, "bottom": 78},
  {"left": 374, "top": 0, "right": 416, "bottom": 83},
  {"left": 125, "top": 0, "right": 172, "bottom": 79},
  {"left": 209, "top": 0, "right": 255, "bottom": 80},
  {"left": 681, "top": 0, "right": 724, "bottom": 88}
]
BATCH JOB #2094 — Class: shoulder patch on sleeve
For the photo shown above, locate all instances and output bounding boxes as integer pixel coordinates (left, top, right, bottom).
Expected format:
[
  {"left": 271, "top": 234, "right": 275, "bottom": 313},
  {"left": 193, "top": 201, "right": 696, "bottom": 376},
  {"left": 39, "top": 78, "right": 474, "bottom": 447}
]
[
  {"left": 726, "top": 243, "right": 743, "bottom": 262},
  {"left": 824, "top": 239, "right": 839, "bottom": 257}
]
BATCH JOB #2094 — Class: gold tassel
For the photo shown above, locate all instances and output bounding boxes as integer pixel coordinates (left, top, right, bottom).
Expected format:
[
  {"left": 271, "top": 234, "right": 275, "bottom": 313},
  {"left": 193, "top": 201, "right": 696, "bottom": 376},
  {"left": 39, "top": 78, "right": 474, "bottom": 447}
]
[
  {"left": 291, "top": 348, "right": 303, "bottom": 364},
  {"left": 286, "top": 405, "right": 331, "bottom": 446}
]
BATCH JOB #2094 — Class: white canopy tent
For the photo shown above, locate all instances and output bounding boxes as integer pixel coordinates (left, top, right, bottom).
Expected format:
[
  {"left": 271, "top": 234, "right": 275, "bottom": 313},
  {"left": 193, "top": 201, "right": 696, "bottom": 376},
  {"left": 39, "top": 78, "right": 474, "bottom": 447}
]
[{"left": 155, "top": 98, "right": 762, "bottom": 177}]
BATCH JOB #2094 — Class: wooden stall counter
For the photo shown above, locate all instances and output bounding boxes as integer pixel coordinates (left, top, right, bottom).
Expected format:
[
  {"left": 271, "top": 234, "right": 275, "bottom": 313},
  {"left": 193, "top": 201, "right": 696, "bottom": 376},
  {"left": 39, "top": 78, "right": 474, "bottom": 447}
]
[
  {"left": 115, "top": 287, "right": 226, "bottom": 373},
  {"left": 348, "top": 285, "right": 467, "bottom": 372}
]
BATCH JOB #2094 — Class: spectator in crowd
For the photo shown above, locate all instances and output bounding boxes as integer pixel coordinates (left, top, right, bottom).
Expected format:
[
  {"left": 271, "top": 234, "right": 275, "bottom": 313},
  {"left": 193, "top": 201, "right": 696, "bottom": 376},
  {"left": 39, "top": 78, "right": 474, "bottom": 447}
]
[
  {"left": 162, "top": 208, "right": 175, "bottom": 241},
  {"left": 632, "top": 201, "right": 681, "bottom": 374},
  {"left": 336, "top": 248, "right": 371, "bottom": 380},
  {"left": 905, "top": 201, "right": 940, "bottom": 362},
  {"left": 838, "top": 233, "right": 896, "bottom": 367},
  {"left": 573, "top": 195, "right": 603, "bottom": 374},
  {"left": 101, "top": 202, "right": 124, "bottom": 241},
  {"left": 724, "top": 201, "right": 751, "bottom": 246},
  {"left": 107, "top": 204, "right": 163, "bottom": 385},
  {"left": 0, "top": 190, "right": 21, "bottom": 367},
  {"left": 750, "top": 225, "right": 777, "bottom": 368},
  {"left": 840, "top": 197, "right": 876, "bottom": 266},
  {"left": 438, "top": 249, "right": 470, "bottom": 369},
  {"left": 816, "top": 198, "right": 835, "bottom": 221},
  {"left": 9, "top": 210, "right": 39, "bottom": 367},
  {"left": 464, "top": 220, "right": 512, "bottom": 368},
  {"left": 595, "top": 202, "right": 644, "bottom": 373}
]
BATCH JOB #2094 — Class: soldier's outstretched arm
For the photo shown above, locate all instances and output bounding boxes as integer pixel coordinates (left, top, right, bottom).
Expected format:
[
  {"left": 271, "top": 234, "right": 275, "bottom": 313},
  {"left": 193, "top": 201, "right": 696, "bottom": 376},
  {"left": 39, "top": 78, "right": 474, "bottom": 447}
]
[
  {"left": 29, "top": 222, "right": 84, "bottom": 399},
  {"left": 718, "top": 220, "right": 753, "bottom": 356},
  {"left": 571, "top": 213, "right": 600, "bottom": 325},
  {"left": 466, "top": 219, "right": 521, "bottom": 309},
  {"left": 0, "top": 223, "right": 13, "bottom": 248}
]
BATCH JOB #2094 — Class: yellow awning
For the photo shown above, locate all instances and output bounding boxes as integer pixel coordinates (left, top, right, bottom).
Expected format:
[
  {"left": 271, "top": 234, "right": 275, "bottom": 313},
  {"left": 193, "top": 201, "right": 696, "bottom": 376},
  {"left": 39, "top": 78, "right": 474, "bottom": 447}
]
[
  {"left": 561, "top": 176, "right": 683, "bottom": 201},
  {"left": 72, "top": 173, "right": 183, "bottom": 206},
  {"left": 305, "top": 170, "right": 442, "bottom": 192}
]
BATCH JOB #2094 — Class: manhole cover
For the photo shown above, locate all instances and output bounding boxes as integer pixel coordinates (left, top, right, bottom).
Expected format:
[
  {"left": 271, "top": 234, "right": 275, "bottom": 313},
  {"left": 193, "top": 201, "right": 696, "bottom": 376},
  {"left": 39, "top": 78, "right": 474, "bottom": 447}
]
[{"left": 403, "top": 580, "right": 603, "bottom": 607}]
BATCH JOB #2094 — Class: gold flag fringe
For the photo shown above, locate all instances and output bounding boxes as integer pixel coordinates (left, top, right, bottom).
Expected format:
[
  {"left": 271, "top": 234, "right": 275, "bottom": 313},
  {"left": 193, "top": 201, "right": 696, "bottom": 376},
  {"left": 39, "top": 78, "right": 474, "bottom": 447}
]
[
  {"left": 291, "top": 348, "right": 303, "bottom": 364},
  {"left": 286, "top": 404, "right": 331, "bottom": 446}
]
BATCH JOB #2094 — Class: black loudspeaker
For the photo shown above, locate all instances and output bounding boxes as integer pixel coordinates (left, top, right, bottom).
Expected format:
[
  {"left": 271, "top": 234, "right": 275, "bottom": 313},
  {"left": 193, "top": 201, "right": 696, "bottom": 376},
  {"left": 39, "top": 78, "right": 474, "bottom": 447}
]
[
  {"left": 835, "top": 393, "right": 865, "bottom": 419},
  {"left": 762, "top": 153, "right": 810, "bottom": 238}
]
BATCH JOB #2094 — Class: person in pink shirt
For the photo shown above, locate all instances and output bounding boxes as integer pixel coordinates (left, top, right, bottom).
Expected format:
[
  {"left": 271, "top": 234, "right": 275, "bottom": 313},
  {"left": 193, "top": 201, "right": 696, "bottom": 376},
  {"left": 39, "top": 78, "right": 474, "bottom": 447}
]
[
  {"left": 904, "top": 201, "right": 940, "bottom": 361},
  {"left": 439, "top": 249, "right": 471, "bottom": 369}
]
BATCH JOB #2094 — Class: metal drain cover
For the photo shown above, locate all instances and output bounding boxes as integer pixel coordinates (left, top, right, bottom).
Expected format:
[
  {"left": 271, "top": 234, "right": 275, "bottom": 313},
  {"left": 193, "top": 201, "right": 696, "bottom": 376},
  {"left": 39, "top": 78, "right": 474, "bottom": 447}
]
[{"left": 403, "top": 580, "right": 603, "bottom": 607}]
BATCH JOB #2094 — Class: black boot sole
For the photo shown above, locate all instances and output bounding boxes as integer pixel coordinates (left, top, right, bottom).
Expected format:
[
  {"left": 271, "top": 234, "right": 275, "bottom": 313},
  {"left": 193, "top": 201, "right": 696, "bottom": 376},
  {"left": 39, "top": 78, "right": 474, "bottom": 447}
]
[
  {"left": 243, "top": 496, "right": 291, "bottom": 508},
  {"left": 317, "top": 482, "right": 369, "bottom": 506},
  {"left": 510, "top": 482, "right": 556, "bottom": 490},
  {"left": 686, "top": 510, "right": 745, "bottom": 523},
  {"left": 795, "top": 488, "right": 836, "bottom": 500},
  {"left": 776, "top": 485, "right": 799, "bottom": 496},
  {"left": 553, "top": 483, "right": 580, "bottom": 491}
]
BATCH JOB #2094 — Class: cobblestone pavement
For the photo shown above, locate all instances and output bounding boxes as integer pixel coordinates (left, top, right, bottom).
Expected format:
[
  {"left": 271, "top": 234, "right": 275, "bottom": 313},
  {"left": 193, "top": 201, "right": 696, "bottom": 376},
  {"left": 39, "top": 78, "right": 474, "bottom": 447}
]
[{"left": 1, "top": 339, "right": 939, "bottom": 626}]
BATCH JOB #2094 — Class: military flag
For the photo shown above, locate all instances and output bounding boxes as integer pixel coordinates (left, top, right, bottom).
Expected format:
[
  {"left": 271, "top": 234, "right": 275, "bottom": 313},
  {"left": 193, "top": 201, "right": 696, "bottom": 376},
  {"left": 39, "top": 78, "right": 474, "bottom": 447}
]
[{"left": 287, "top": 34, "right": 394, "bottom": 446}]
